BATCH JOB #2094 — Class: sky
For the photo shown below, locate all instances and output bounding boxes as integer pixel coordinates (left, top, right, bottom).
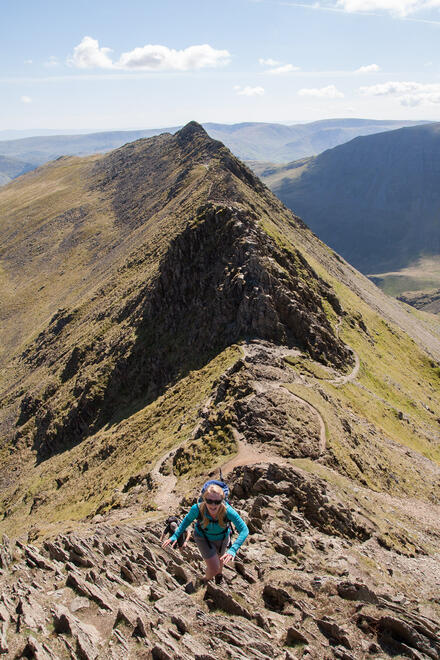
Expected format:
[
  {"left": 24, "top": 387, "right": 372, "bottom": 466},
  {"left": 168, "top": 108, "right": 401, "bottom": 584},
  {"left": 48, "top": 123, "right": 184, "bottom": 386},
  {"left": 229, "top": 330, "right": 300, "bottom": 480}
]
[{"left": 2, "top": 0, "right": 440, "bottom": 132}]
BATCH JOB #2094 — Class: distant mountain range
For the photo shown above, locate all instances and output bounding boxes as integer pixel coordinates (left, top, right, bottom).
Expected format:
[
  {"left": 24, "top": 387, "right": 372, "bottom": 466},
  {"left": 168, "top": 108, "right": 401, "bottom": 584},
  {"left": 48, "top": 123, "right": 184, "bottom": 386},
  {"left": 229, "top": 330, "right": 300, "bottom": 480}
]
[
  {"left": 261, "top": 122, "right": 440, "bottom": 275},
  {"left": 0, "top": 118, "right": 430, "bottom": 185}
]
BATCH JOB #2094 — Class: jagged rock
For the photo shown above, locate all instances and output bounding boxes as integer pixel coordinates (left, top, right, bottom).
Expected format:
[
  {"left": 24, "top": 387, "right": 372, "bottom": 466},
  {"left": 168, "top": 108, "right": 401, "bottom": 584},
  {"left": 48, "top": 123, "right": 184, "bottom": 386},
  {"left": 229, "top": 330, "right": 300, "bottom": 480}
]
[
  {"left": 111, "top": 627, "right": 129, "bottom": 649},
  {"left": 151, "top": 645, "right": 174, "bottom": 660},
  {"left": 167, "top": 561, "right": 191, "bottom": 585},
  {"left": 235, "top": 560, "right": 257, "bottom": 584},
  {"left": 0, "top": 621, "right": 7, "bottom": 654},
  {"left": 154, "top": 589, "right": 198, "bottom": 617},
  {"left": 43, "top": 541, "right": 69, "bottom": 562},
  {"left": 113, "top": 602, "right": 151, "bottom": 637},
  {"left": 332, "top": 648, "right": 357, "bottom": 660},
  {"left": 53, "top": 604, "right": 102, "bottom": 660},
  {"left": 23, "top": 545, "right": 56, "bottom": 571},
  {"left": 235, "top": 389, "right": 322, "bottom": 458},
  {"left": 22, "top": 635, "right": 57, "bottom": 659},
  {"left": 377, "top": 615, "right": 440, "bottom": 659},
  {"left": 317, "top": 617, "right": 352, "bottom": 649},
  {"left": 171, "top": 614, "right": 189, "bottom": 634},
  {"left": 66, "top": 571, "right": 116, "bottom": 610},
  {"left": 233, "top": 464, "right": 374, "bottom": 541},
  {"left": 286, "top": 626, "right": 309, "bottom": 645},
  {"left": 70, "top": 597, "right": 91, "bottom": 612},
  {"left": 114, "top": 604, "right": 138, "bottom": 629},
  {"left": 0, "top": 603, "right": 8, "bottom": 623},
  {"left": 154, "top": 624, "right": 187, "bottom": 658},
  {"left": 204, "top": 582, "right": 252, "bottom": 619},
  {"left": 17, "top": 596, "right": 47, "bottom": 632},
  {"left": 0, "top": 537, "right": 12, "bottom": 571},
  {"left": 337, "top": 581, "right": 379, "bottom": 604},
  {"left": 120, "top": 561, "right": 143, "bottom": 584},
  {"left": 180, "top": 632, "right": 214, "bottom": 657},
  {"left": 262, "top": 584, "right": 294, "bottom": 612}
]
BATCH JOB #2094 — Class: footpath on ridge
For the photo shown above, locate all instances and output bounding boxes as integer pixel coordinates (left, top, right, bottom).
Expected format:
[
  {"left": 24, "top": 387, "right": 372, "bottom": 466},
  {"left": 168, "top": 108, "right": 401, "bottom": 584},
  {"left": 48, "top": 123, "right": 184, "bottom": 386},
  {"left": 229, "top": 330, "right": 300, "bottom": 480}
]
[{"left": 152, "top": 336, "right": 360, "bottom": 515}]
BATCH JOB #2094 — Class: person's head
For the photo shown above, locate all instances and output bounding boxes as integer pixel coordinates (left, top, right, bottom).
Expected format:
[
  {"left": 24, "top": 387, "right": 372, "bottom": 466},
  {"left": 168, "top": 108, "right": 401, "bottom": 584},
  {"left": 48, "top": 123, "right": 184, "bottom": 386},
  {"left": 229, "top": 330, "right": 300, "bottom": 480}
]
[{"left": 200, "top": 484, "right": 227, "bottom": 528}]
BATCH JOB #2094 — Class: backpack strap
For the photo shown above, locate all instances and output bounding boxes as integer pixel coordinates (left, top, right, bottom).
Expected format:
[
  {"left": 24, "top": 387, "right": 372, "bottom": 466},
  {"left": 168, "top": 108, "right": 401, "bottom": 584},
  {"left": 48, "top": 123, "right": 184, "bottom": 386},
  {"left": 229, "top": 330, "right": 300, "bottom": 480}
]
[
  {"left": 196, "top": 505, "right": 213, "bottom": 549},
  {"left": 196, "top": 505, "right": 231, "bottom": 549}
]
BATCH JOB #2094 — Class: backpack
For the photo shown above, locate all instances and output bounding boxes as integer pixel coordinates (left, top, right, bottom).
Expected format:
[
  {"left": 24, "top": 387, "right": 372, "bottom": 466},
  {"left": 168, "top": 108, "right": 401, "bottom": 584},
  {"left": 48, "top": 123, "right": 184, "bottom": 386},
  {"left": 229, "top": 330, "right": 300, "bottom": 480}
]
[
  {"left": 198, "top": 479, "right": 230, "bottom": 503},
  {"left": 196, "top": 470, "right": 234, "bottom": 549}
]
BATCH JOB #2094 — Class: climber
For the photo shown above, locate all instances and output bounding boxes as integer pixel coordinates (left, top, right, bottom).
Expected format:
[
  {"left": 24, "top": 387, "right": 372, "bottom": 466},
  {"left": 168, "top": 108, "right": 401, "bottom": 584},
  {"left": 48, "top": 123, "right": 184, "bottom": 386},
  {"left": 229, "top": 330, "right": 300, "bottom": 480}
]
[
  {"left": 162, "top": 483, "right": 249, "bottom": 586},
  {"left": 160, "top": 516, "right": 190, "bottom": 550}
]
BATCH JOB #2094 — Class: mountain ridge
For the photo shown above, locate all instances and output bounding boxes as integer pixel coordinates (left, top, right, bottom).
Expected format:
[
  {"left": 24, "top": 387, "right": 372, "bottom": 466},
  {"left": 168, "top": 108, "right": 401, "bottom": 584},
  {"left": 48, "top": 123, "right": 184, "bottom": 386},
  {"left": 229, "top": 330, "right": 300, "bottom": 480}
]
[{"left": 1, "top": 122, "right": 440, "bottom": 659}]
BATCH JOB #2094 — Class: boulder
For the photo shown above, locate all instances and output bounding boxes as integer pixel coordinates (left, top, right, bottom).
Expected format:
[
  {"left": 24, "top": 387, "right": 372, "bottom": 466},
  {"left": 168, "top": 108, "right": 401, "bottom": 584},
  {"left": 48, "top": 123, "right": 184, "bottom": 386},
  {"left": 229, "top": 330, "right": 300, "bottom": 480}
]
[
  {"left": 204, "top": 583, "right": 253, "bottom": 619},
  {"left": 337, "top": 581, "right": 379, "bottom": 604}
]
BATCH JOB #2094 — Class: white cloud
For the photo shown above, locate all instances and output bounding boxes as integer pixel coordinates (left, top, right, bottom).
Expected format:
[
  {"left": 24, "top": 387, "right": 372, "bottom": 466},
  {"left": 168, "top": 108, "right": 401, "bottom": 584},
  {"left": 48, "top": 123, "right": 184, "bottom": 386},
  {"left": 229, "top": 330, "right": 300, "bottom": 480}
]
[
  {"left": 21, "top": 96, "right": 32, "bottom": 103},
  {"left": 259, "top": 58, "right": 281, "bottom": 66},
  {"left": 360, "top": 80, "right": 440, "bottom": 105},
  {"left": 356, "top": 63, "right": 380, "bottom": 73},
  {"left": 298, "top": 84, "right": 344, "bottom": 98},
  {"left": 24, "top": 59, "right": 33, "bottom": 65},
  {"left": 265, "top": 63, "right": 299, "bottom": 75},
  {"left": 69, "top": 36, "right": 230, "bottom": 71},
  {"left": 69, "top": 36, "right": 114, "bottom": 69},
  {"left": 336, "top": 0, "right": 440, "bottom": 16},
  {"left": 234, "top": 85, "right": 265, "bottom": 96},
  {"left": 119, "top": 44, "right": 230, "bottom": 70},
  {"left": 45, "top": 56, "right": 60, "bottom": 68}
]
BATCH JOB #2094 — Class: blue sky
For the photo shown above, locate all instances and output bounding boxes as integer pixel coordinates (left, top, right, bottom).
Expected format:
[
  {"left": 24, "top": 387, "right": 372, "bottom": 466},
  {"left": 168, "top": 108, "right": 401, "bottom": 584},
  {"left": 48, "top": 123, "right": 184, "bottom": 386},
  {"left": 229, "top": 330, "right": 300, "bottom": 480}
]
[{"left": 2, "top": 0, "right": 440, "bottom": 131}]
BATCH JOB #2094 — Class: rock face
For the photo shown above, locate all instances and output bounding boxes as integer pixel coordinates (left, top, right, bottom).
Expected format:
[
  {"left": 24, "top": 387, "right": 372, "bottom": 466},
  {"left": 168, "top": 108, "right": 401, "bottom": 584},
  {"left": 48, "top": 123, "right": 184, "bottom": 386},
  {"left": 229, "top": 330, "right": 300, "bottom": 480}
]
[{"left": 1, "top": 463, "right": 440, "bottom": 659}]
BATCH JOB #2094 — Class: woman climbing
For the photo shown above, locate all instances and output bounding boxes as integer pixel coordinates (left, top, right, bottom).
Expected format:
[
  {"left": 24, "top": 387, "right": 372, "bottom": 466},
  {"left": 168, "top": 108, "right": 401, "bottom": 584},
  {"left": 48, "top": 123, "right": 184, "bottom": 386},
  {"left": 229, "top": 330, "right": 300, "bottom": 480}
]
[{"left": 162, "top": 483, "right": 249, "bottom": 585}]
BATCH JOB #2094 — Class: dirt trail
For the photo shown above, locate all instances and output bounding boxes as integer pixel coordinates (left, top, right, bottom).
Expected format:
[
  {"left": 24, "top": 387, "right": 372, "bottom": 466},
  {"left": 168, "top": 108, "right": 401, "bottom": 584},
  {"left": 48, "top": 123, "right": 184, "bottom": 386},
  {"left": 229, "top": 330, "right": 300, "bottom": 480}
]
[
  {"left": 221, "top": 429, "right": 290, "bottom": 476},
  {"left": 330, "top": 318, "right": 361, "bottom": 385},
  {"left": 151, "top": 447, "right": 179, "bottom": 514}
]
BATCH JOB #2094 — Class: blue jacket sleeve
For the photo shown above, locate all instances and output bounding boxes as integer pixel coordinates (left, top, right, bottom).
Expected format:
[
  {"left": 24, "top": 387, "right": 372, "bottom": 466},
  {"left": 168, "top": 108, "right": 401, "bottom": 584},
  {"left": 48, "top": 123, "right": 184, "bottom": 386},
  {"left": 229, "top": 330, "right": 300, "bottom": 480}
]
[
  {"left": 169, "top": 503, "right": 199, "bottom": 542},
  {"left": 225, "top": 504, "right": 249, "bottom": 557}
]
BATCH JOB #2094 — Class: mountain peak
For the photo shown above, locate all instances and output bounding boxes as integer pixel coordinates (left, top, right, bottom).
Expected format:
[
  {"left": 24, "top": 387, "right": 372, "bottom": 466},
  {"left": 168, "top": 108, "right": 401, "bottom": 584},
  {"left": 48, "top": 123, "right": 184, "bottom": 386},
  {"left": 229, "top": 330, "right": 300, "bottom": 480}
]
[{"left": 176, "top": 120, "right": 208, "bottom": 142}]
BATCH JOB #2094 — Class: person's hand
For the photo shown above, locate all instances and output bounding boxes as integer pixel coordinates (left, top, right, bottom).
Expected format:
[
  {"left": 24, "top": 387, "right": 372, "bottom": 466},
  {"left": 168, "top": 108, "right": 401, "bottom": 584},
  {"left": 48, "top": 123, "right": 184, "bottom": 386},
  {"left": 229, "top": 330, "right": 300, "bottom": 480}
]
[
  {"left": 162, "top": 538, "right": 177, "bottom": 549},
  {"left": 220, "top": 552, "right": 234, "bottom": 564}
]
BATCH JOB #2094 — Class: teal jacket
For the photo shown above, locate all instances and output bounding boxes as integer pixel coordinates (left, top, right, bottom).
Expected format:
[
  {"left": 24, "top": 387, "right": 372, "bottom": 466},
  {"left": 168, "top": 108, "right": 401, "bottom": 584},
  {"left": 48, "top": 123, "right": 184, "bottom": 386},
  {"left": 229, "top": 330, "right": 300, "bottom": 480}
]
[{"left": 169, "top": 502, "right": 249, "bottom": 557}]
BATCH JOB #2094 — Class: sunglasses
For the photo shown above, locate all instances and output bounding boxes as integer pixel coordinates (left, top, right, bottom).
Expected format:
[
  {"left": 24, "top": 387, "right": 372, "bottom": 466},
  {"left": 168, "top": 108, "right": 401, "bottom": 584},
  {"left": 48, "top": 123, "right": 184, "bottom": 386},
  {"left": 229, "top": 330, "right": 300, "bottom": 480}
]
[{"left": 204, "top": 498, "right": 223, "bottom": 505}]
